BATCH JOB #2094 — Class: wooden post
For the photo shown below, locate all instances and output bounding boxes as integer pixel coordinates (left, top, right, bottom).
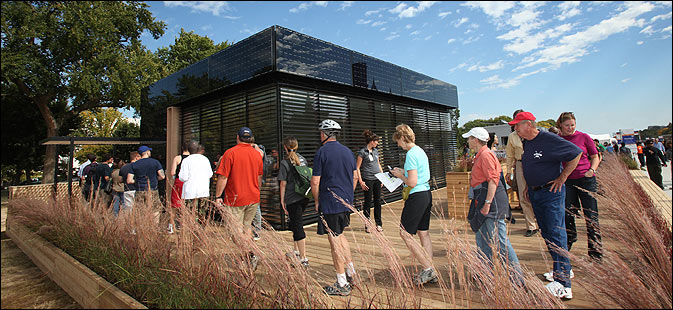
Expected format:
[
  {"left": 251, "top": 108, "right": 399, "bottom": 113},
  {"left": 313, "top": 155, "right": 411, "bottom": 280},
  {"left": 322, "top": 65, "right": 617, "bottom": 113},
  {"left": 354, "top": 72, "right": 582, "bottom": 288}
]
[{"left": 166, "top": 106, "right": 181, "bottom": 205}]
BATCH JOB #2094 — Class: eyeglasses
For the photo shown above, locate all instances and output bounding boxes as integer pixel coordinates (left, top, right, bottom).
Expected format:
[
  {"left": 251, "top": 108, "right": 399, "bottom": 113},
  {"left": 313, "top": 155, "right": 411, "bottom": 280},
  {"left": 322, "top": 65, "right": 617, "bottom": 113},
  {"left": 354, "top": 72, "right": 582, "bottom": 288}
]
[{"left": 562, "top": 111, "right": 574, "bottom": 116}]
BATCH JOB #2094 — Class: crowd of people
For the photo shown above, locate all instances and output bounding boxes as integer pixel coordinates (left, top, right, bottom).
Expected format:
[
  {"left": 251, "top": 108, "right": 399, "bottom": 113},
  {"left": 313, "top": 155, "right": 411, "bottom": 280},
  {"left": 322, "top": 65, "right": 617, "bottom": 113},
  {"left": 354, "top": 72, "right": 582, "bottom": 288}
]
[{"left": 76, "top": 111, "right": 669, "bottom": 299}]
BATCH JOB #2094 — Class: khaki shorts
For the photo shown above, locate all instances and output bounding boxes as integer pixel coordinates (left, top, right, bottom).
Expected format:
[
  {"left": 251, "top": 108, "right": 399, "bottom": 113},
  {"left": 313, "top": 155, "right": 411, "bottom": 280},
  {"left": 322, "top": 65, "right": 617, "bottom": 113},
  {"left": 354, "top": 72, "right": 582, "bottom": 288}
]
[{"left": 228, "top": 203, "right": 259, "bottom": 228}]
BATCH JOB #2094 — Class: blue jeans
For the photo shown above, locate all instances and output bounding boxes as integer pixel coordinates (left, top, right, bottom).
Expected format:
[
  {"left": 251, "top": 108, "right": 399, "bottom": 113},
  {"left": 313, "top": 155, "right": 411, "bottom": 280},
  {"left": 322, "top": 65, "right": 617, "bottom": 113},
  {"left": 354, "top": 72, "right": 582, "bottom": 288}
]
[
  {"left": 565, "top": 176, "right": 602, "bottom": 259},
  {"left": 475, "top": 217, "right": 523, "bottom": 280},
  {"left": 112, "top": 191, "right": 124, "bottom": 216},
  {"left": 529, "top": 185, "right": 572, "bottom": 288}
]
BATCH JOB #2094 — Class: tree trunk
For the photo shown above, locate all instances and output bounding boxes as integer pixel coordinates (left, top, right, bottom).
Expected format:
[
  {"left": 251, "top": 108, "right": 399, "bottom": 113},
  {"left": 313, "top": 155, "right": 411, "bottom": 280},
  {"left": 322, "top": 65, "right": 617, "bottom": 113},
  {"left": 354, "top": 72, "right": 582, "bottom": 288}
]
[{"left": 34, "top": 97, "right": 59, "bottom": 184}]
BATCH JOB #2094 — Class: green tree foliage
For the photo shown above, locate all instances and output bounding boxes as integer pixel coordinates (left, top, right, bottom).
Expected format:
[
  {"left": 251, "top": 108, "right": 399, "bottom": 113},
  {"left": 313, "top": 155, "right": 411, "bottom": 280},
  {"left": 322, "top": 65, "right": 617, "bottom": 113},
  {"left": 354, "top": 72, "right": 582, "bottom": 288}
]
[
  {"left": 73, "top": 108, "right": 126, "bottom": 162},
  {"left": 457, "top": 115, "right": 512, "bottom": 150},
  {"left": 1, "top": 1, "right": 165, "bottom": 183},
  {"left": 155, "top": 28, "right": 231, "bottom": 76},
  {"left": 537, "top": 119, "right": 556, "bottom": 129}
]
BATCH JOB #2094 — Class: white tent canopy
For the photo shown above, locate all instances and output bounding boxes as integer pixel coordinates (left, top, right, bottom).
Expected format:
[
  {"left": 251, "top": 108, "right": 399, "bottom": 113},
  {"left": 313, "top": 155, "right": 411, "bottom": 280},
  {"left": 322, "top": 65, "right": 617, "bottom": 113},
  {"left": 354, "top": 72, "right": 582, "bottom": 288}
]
[{"left": 587, "top": 133, "right": 617, "bottom": 145}]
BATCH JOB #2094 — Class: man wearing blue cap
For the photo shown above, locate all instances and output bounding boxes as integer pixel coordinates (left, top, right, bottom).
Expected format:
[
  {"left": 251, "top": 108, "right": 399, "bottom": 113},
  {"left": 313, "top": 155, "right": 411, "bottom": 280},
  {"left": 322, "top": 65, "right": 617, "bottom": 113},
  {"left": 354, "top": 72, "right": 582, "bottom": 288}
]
[{"left": 127, "top": 146, "right": 166, "bottom": 221}]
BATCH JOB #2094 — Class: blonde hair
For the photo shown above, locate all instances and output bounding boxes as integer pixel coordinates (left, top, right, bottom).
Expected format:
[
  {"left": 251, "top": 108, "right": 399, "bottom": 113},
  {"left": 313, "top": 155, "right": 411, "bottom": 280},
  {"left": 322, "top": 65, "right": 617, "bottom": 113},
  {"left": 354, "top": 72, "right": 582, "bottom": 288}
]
[
  {"left": 282, "top": 136, "right": 301, "bottom": 166},
  {"left": 393, "top": 124, "right": 415, "bottom": 143},
  {"left": 556, "top": 111, "right": 575, "bottom": 128}
]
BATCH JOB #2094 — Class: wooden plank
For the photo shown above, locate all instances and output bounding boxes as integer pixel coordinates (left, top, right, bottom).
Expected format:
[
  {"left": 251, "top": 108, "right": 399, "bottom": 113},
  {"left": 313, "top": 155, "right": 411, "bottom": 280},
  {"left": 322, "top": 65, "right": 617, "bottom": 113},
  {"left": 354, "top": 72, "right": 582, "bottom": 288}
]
[
  {"left": 6, "top": 216, "right": 146, "bottom": 309},
  {"left": 630, "top": 170, "right": 672, "bottom": 230}
]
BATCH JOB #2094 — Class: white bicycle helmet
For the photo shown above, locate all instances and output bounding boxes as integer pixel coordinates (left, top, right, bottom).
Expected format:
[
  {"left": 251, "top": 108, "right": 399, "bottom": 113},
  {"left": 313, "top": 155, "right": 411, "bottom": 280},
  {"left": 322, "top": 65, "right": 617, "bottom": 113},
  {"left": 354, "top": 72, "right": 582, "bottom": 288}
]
[{"left": 318, "top": 119, "right": 341, "bottom": 131}]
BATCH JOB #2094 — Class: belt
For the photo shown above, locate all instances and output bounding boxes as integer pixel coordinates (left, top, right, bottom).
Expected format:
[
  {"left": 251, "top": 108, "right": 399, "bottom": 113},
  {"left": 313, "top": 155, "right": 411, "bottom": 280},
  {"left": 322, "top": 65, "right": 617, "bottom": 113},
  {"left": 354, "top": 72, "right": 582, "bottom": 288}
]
[{"left": 531, "top": 182, "right": 553, "bottom": 191}]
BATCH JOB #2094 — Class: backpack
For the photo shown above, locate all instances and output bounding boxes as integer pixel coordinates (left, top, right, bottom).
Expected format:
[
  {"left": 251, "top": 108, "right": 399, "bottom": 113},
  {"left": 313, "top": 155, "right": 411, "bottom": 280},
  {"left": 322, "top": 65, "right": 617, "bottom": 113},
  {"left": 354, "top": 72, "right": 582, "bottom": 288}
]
[
  {"left": 290, "top": 162, "right": 313, "bottom": 199},
  {"left": 83, "top": 163, "right": 98, "bottom": 187}
]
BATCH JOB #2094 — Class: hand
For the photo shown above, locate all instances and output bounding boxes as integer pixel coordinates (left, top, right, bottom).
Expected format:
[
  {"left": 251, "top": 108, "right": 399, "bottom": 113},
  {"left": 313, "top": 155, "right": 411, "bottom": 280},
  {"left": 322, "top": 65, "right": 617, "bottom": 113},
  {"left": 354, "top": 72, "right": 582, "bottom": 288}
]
[
  {"left": 281, "top": 203, "right": 288, "bottom": 216},
  {"left": 215, "top": 197, "right": 223, "bottom": 207},
  {"left": 314, "top": 202, "right": 319, "bottom": 213},
  {"left": 584, "top": 169, "right": 595, "bottom": 178},
  {"left": 549, "top": 177, "right": 566, "bottom": 193},
  {"left": 360, "top": 181, "right": 369, "bottom": 191},
  {"left": 523, "top": 187, "right": 529, "bottom": 201},
  {"left": 391, "top": 167, "right": 404, "bottom": 178},
  {"left": 480, "top": 203, "right": 490, "bottom": 216},
  {"left": 505, "top": 173, "right": 513, "bottom": 185}
]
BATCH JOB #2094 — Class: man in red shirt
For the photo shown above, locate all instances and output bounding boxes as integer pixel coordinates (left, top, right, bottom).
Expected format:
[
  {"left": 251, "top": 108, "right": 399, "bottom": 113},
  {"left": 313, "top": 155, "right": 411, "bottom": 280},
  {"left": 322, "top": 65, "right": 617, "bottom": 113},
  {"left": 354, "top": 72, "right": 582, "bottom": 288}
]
[{"left": 215, "top": 127, "right": 264, "bottom": 268}]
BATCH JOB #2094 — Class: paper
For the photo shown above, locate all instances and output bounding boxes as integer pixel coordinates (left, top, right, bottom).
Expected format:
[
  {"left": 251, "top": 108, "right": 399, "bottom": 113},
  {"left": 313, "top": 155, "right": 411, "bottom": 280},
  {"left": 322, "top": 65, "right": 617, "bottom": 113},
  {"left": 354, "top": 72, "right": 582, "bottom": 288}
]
[{"left": 375, "top": 172, "right": 404, "bottom": 193}]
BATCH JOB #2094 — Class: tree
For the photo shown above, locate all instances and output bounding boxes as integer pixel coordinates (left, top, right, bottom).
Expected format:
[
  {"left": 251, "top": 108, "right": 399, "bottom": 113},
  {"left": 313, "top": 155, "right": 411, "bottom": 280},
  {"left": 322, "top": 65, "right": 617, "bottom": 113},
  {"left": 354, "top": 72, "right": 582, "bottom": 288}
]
[
  {"left": 73, "top": 108, "right": 125, "bottom": 162},
  {"left": 457, "top": 115, "right": 512, "bottom": 149},
  {"left": 155, "top": 28, "right": 231, "bottom": 75},
  {"left": 1, "top": 1, "right": 165, "bottom": 183}
]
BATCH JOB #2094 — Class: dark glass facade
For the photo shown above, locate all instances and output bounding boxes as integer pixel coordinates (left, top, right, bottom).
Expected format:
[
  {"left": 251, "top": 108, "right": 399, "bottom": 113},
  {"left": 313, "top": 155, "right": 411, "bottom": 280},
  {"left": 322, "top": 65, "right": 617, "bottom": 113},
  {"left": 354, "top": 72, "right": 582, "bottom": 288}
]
[{"left": 143, "top": 25, "right": 459, "bottom": 230}]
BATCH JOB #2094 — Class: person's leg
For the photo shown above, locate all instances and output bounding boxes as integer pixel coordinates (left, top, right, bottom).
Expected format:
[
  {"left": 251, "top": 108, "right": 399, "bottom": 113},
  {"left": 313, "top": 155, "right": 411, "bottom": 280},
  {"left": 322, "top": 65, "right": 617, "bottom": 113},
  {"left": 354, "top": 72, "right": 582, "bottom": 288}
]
[
  {"left": 516, "top": 161, "right": 538, "bottom": 232},
  {"left": 577, "top": 177, "right": 602, "bottom": 260},
  {"left": 400, "top": 229, "right": 432, "bottom": 269},
  {"left": 113, "top": 192, "right": 121, "bottom": 216},
  {"left": 496, "top": 219, "right": 523, "bottom": 281},
  {"left": 475, "top": 217, "right": 497, "bottom": 263},
  {"left": 531, "top": 187, "right": 571, "bottom": 288},
  {"left": 327, "top": 233, "right": 346, "bottom": 274},
  {"left": 288, "top": 200, "right": 307, "bottom": 258},
  {"left": 362, "top": 180, "right": 373, "bottom": 223},
  {"left": 372, "top": 179, "right": 383, "bottom": 227},
  {"left": 564, "top": 179, "right": 581, "bottom": 251},
  {"left": 253, "top": 204, "right": 262, "bottom": 231}
]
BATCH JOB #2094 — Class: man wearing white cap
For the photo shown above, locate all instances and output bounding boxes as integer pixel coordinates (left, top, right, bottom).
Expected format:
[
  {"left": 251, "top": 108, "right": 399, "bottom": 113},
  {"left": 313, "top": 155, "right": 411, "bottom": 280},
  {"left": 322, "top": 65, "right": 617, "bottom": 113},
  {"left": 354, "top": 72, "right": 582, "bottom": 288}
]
[
  {"left": 508, "top": 112, "right": 582, "bottom": 299},
  {"left": 462, "top": 127, "right": 522, "bottom": 281}
]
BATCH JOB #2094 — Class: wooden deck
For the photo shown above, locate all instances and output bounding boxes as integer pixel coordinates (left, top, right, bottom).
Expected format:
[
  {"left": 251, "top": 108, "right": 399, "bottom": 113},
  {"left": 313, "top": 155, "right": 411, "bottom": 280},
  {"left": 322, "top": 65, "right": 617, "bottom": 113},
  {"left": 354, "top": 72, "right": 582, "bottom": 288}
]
[
  {"left": 273, "top": 188, "right": 619, "bottom": 308},
  {"left": 629, "top": 169, "right": 672, "bottom": 230}
]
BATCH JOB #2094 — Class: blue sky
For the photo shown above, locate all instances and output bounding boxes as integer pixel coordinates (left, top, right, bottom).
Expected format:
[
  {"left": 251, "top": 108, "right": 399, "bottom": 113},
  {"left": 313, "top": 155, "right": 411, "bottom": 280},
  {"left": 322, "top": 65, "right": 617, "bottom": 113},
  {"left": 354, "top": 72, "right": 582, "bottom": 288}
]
[{"left": 136, "top": 1, "right": 672, "bottom": 135}]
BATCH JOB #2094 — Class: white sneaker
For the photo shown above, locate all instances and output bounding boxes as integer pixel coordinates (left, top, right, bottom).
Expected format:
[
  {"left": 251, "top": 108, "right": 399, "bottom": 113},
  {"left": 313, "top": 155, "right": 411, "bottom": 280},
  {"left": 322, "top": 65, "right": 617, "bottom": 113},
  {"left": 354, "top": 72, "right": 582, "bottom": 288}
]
[
  {"left": 168, "top": 224, "right": 174, "bottom": 234},
  {"left": 545, "top": 281, "right": 573, "bottom": 299},
  {"left": 543, "top": 269, "right": 574, "bottom": 282}
]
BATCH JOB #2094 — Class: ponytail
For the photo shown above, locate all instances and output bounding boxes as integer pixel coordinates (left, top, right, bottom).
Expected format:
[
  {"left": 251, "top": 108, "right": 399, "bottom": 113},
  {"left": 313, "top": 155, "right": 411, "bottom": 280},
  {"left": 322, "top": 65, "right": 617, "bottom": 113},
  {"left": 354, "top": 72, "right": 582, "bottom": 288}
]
[{"left": 282, "top": 136, "right": 301, "bottom": 166}]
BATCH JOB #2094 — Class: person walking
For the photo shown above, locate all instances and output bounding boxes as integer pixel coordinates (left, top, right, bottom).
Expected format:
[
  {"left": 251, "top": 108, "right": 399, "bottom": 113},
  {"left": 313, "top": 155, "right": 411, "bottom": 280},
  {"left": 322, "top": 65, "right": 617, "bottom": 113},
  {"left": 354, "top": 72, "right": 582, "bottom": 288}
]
[
  {"left": 593, "top": 139, "right": 605, "bottom": 161},
  {"left": 110, "top": 158, "right": 125, "bottom": 216},
  {"left": 508, "top": 111, "right": 582, "bottom": 300},
  {"left": 278, "top": 136, "right": 310, "bottom": 268},
  {"left": 127, "top": 146, "right": 166, "bottom": 223},
  {"left": 179, "top": 141, "right": 213, "bottom": 229},
  {"left": 214, "top": 127, "right": 264, "bottom": 270},
  {"left": 463, "top": 127, "right": 523, "bottom": 280},
  {"left": 81, "top": 154, "right": 98, "bottom": 201},
  {"left": 356, "top": 129, "right": 384, "bottom": 233},
  {"left": 169, "top": 141, "right": 190, "bottom": 233},
  {"left": 94, "top": 154, "right": 114, "bottom": 206},
  {"left": 506, "top": 110, "right": 538, "bottom": 237},
  {"left": 390, "top": 124, "right": 437, "bottom": 286},
  {"left": 636, "top": 141, "right": 646, "bottom": 169},
  {"left": 120, "top": 151, "right": 141, "bottom": 213},
  {"left": 644, "top": 139, "right": 668, "bottom": 189},
  {"left": 310, "top": 119, "right": 358, "bottom": 296},
  {"left": 556, "top": 112, "right": 603, "bottom": 264}
]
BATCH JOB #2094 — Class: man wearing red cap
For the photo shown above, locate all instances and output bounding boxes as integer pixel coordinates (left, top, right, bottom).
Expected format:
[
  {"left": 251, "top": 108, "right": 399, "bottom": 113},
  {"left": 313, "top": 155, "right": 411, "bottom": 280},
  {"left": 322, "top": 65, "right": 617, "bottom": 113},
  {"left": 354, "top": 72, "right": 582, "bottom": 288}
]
[{"left": 508, "top": 112, "right": 582, "bottom": 300}]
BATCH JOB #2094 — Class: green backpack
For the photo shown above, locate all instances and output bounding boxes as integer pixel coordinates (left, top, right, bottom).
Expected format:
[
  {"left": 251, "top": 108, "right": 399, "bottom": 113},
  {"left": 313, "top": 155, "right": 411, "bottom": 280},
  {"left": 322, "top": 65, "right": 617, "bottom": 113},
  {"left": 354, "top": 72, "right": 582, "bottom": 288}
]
[{"left": 291, "top": 164, "right": 313, "bottom": 199}]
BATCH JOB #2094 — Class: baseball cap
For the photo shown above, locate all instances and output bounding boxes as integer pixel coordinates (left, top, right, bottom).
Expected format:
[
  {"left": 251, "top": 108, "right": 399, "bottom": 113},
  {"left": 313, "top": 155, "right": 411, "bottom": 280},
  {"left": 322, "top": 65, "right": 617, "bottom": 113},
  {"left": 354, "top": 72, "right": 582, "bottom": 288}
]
[
  {"left": 138, "top": 145, "right": 152, "bottom": 153},
  {"left": 461, "top": 127, "right": 490, "bottom": 142},
  {"left": 237, "top": 127, "right": 253, "bottom": 139},
  {"left": 508, "top": 111, "right": 536, "bottom": 125}
]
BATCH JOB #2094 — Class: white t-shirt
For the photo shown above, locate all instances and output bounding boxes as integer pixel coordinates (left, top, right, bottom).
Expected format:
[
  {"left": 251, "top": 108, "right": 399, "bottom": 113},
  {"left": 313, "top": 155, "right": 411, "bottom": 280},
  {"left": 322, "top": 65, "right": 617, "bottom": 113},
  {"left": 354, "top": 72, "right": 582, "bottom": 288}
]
[{"left": 178, "top": 154, "right": 213, "bottom": 199}]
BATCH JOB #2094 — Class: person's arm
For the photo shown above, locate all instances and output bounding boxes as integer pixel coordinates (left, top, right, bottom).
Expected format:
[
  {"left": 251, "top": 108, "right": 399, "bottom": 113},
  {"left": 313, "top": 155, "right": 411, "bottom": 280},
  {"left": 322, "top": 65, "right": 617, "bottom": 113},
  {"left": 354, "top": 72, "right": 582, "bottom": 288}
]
[
  {"left": 391, "top": 168, "right": 417, "bottom": 188},
  {"left": 170, "top": 155, "right": 179, "bottom": 177},
  {"left": 127, "top": 172, "right": 135, "bottom": 184},
  {"left": 279, "top": 180, "right": 288, "bottom": 216},
  {"left": 355, "top": 156, "right": 369, "bottom": 191},
  {"left": 480, "top": 179, "right": 498, "bottom": 216},
  {"left": 584, "top": 154, "right": 600, "bottom": 177},
  {"left": 311, "top": 176, "right": 320, "bottom": 213},
  {"left": 157, "top": 169, "right": 165, "bottom": 181},
  {"left": 657, "top": 148, "right": 668, "bottom": 166},
  {"left": 550, "top": 152, "right": 582, "bottom": 193},
  {"left": 505, "top": 137, "right": 516, "bottom": 178},
  {"left": 215, "top": 176, "right": 228, "bottom": 205},
  {"left": 178, "top": 159, "right": 189, "bottom": 182},
  {"left": 353, "top": 170, "right": 358, "bottom": 192}
]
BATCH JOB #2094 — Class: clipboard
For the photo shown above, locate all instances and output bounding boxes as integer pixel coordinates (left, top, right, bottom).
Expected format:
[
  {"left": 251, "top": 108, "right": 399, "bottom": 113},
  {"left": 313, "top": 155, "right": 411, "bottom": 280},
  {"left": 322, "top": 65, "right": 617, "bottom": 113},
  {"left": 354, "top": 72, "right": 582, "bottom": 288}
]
[{"left": 375, "top": 172, "right": 404, "bottom": 193}]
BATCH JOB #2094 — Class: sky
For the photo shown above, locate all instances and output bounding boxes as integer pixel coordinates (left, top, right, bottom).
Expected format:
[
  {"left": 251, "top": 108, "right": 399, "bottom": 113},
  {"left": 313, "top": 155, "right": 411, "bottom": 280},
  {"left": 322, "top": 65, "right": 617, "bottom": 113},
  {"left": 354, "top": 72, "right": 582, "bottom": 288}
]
[{"left": 135, "top": 1, "right": 672, "bottom": 135}]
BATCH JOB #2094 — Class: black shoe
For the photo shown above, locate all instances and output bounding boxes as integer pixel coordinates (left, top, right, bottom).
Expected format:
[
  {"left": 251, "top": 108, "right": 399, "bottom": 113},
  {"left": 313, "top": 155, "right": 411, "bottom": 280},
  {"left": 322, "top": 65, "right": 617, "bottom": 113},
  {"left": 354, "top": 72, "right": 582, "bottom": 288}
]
[{"left": 524, "top": 229, "right": 539, "bottom": 237}]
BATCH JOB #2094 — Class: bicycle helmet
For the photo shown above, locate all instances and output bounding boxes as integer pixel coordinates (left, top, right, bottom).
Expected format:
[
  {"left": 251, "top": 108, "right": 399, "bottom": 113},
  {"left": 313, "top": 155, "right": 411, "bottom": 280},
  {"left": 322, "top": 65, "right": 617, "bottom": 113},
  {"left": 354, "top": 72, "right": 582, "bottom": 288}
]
[{"left": 318, "top": 119, "right": 341, "bottom": 131}]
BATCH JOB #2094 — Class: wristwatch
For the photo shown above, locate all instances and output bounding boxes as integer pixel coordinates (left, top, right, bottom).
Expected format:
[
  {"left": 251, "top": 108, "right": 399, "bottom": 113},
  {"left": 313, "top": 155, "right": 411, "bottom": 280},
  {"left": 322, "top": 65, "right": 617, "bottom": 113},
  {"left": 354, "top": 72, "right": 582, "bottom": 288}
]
[{"left": 484, "top": 199, "right": 492, "bottom": 204}]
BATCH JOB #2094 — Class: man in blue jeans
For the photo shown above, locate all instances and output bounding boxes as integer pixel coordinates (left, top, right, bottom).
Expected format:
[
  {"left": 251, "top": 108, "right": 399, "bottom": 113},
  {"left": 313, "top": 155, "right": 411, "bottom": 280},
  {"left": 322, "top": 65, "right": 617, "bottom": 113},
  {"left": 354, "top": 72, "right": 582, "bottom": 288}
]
[{"left": 509, "top": 112, "right": 581, "bottom": 300}]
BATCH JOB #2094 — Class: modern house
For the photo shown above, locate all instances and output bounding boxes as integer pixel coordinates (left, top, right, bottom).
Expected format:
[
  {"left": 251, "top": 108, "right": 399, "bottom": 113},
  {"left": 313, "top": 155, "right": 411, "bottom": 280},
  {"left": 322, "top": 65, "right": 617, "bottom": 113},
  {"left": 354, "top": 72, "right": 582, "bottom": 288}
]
[{"left": 141, "top": 25, "right": 459, "bottom": 229}]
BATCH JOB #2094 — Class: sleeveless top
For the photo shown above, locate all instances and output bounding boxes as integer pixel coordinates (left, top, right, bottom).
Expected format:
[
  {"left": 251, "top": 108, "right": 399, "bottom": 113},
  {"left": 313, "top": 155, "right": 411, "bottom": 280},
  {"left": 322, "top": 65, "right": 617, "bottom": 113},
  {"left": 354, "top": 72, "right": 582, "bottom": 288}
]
[{"left": 175, "top": 154, "right": 189, "bottom": 177}]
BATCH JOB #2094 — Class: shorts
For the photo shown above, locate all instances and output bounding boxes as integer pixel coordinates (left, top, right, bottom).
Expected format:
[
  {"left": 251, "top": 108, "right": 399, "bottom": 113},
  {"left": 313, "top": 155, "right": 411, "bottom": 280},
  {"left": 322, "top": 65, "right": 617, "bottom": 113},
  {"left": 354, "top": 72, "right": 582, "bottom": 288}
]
[
  {"left": 228, "top": 203, "right": 259, "bottom": 228},
  {"left": 400, "top": 190, "right": 432, "bottom": 234},
  {"left": 317, "top": 212, "right": 350, "bottom": 236}
]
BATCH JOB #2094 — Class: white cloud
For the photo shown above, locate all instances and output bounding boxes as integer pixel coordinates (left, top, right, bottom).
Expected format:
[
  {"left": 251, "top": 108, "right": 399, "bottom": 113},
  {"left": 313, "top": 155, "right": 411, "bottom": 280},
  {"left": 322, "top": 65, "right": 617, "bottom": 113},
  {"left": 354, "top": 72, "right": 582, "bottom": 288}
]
[
  {"left": 289, "top": 1, "right": 328, "bottom": 13},
  {"left": 637, "top": 41, "right": 644, "bottom": 45},
  {"left": 662, "top": 25, "right": 672, "bottom": 33},
  {"left": 513, "top": 2, "right": 656, "bottom": 71},
  {"left": 463, "top": 35, "right": 482, "bottom": 44},
  {"left": 447, "top": 38, "right": 456, "bottom": 44},
  {"left": 620, "top": 62, "right": 628, "bottom": 67},
  {"left": 424, "top": 35, "right": 432, "bottom": 40},
  {"left": 621, "top": 78, "right": 631, "bottom": 83},
  {"left": 389, "top": 1, "right": 437, "bottom": 18},
  {"left": 164, "top": 1, "right": 238, "bottom": 18},
  {"left": 371, "top": 21, "right": 387, "bottom": 27},
  {"left": 406, "top": 24, "right": 413, "bottom": 29},
  {"left": 385, "top": 34, "right": 400, "bottom": 40},
  {"left": 410, "top": 30, "right": 421, "bottom": 36},
  {"left": 365, "top": 9, "right": 383, "bottom": 16},
  {"left": 449, "top": 63, "right": 467, "bottom": 72},
  {"left": 640, "top": 25, "right": 655, "bottom": 35},
  {"left": 201, "top": 25, "right": 213, "bottom": 31},
  {"left": 468, "top": 60, "right": 505, "bottom": 73},
  {"left": 557, "top": 1, "right": 581, "bottom": 21},
  {"left": 480, "top": 75, "right": 503, "bottom": 84},
  {"left": 453, "top": 17, "right": 469, "bottom": 28},
  {"left": 356, "top": 19, "right": 371, "bottom": 25},
  {"left": 339, "top": 1, "right": 354, "bottom": 11},
  {"left": 380, "top": 27, "right": 387, "bottom": 31},
  {"left": 438, "top": 11, "right": 451, "bottom": 19},
  {"left": 462, "top": 1, "right": 515, "bottom": 18},
  {"left": 651, "top": 12, "right": 672, "bottom": 22}
]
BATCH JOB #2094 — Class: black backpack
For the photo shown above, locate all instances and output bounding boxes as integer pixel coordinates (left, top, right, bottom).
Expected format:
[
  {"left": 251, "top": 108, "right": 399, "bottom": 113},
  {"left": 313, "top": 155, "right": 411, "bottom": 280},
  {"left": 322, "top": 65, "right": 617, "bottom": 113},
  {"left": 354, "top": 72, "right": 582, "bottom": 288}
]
[{"left": 83, "top": 162, "right": 98, "bottom": 187}]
